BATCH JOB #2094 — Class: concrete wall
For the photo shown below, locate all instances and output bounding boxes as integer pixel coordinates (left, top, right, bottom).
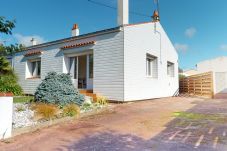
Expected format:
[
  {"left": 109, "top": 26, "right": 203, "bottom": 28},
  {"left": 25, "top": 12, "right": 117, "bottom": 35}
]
[
  {"left": 0, "top": 97, "right": 13, "bottom": 139},
  {"left": 197, "top": 56, "right": 227, "bottom": 73},
  {"left": 214, "top": 72, "right": 227, "bottom": 94},
  {"left": 123, "top": 22, "right": 179, "bottom": 101}
]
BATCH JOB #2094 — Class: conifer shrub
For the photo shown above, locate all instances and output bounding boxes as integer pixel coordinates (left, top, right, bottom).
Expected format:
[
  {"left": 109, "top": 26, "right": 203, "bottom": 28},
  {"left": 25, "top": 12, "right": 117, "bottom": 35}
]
[
  {"left": 0, "top": 56, "right": 22, "bottom": 95},
  {"left": 34, "top": 72, "right": 85, "bottom": 106}
]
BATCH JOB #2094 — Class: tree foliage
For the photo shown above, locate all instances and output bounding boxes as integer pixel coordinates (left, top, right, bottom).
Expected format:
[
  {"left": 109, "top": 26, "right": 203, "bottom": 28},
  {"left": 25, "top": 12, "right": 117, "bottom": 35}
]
[
  {"left": 35, "top": 72, "right": 85, "bottom": 106},
  {"left": 0, "top": 56, "right": 12, "bottom": 74},
  {"left": 0, "top": 16, "right": 15, "bottom": 35},
  {"left": 0, "top": 43, "right": 25, "bottom": 56}
]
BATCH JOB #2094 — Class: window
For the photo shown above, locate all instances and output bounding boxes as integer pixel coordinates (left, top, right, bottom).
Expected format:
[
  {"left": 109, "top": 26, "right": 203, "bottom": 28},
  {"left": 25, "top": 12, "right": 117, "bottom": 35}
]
[
  {"left": 27, "top": 59, "right": 41, "bottom": 78},
  {"left": 89, "top": 54, "right": 93, "bottom": 78},
  {"left": 146, "top": 54, "right": 158, "bottom": 78},
  {"left": 167, "top": 61, "right": 175, "bottom": 77}
]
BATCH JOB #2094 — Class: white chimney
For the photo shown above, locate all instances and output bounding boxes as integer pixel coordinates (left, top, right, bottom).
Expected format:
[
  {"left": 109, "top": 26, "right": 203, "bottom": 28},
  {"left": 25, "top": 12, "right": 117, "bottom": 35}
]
[
  {"left": 31, "top": 38, "right": 37, "bottom": 46},
  {"left": 118, "top": 0, "right": 129, "bottom": 26},
  {"left": 72, "top": 24, "right": 79, "bottom": 37}
]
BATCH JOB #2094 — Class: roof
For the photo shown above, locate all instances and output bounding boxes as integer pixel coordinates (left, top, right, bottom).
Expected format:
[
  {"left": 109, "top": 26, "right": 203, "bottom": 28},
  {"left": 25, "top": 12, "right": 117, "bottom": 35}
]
[
  {"left": 25, "top": 26, "right": 121, "bottom": 51},
  {"left": 23, "top": 21, "right": 155, "bottom": 52}
]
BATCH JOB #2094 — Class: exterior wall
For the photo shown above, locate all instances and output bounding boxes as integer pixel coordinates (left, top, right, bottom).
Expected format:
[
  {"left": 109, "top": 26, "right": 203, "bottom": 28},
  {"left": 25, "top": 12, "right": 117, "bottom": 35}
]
[
  {"left": 182, "top": 69, "right": 198, "bottom": 77},
  {"left": 14, "top": 44, "right": 64, "bottom": 94},
  {"left": 214, "top": 72, "right": 227, "bottom": 94},
  {"left": 197, "top": 56, "right": 227, "bottom": 73},
  {"left": 123, "top": 22, "right": 179, "bottom": 101},
  {"left": 13, "top": 31, "right": 124, "bottom": 101},
  {"left": 0, "top": 97, "right": 13, "bottom": 139},
  {"left": 196, "top": 57, "right": 227, "bottom": 95},
  {"left": 93, "top": 32, "right": 124, "bottom": 101}
]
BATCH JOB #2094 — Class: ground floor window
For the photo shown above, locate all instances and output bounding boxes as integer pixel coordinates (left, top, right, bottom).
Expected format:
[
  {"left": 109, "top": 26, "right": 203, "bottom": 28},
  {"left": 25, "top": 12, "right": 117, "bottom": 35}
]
[
  {"left": 146, "top": 54, "right": 158, "bottom": 78},
  {"left": 167, "top": 61, "right": 175, "bottom": 77},
  {"left": 27, "top": 59, "right": 41, "bottom": 78}
]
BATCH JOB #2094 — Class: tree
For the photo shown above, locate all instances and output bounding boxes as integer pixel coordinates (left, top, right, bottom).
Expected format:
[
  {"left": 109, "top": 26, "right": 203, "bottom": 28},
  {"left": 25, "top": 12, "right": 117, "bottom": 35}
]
[
  {"left": 0, "top": 16, "right": 15, "bottom": 35},
  {"left": 0, "top": 44, "right": 25, "bottom": 56},
  {"left": 0, "top": 17, "right": 24, "bottom": 56}
]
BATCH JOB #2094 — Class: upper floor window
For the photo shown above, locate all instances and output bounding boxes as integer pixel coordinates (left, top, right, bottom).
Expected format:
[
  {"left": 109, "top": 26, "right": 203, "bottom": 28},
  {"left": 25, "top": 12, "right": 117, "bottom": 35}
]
[
  {"left": 146, "top": 54, "right": 158, "bottom": 78},
  {"left": 167, "top": 61, "right": 175, "bottom": 77}
]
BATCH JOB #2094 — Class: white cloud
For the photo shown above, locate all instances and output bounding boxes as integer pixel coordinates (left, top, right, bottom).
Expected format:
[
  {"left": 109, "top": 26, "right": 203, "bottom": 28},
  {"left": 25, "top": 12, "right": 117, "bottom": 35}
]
[
  {"left": 14, "top": 33, "right": 46, "bottom": 46},
  {"left": 220, "top": 44, "right": 227, "bottom": 51},
  {"left": 185, "top": 27, "right": 197, "bottom": 38},
  {"left": 174, "top": 43, "right": 189, "bottom": 52}
]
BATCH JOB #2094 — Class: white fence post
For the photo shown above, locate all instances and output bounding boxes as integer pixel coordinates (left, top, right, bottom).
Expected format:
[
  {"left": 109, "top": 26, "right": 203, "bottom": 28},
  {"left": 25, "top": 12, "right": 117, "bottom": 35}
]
[{"left": 0, "top": 96, "right": 13, "bottom": 139}]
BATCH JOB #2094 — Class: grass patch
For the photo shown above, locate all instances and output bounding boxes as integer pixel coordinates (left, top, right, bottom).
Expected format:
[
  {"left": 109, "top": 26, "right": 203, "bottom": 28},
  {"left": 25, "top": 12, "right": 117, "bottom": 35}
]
[
  {"left": 173, "top": 111, "right": 227, "bottom": 123},
  {"left": 13, "top": 96, "right": 34, "bottom": 103}
]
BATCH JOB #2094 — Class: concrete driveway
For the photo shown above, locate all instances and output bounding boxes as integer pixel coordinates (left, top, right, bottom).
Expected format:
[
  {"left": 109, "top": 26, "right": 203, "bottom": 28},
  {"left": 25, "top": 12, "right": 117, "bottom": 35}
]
[{"left": 1, "top": 97, "right": 227, "bottom": 151}]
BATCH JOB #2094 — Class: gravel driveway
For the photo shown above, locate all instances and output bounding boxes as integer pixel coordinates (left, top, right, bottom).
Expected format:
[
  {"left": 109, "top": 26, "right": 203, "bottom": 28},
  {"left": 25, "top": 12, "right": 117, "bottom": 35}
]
[{"left": 1, "top": 97, "right": 227, "bottom": 151}]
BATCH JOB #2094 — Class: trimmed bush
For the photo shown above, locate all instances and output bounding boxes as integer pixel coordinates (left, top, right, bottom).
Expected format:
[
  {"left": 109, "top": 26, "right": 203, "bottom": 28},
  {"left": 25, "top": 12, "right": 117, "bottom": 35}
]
[{"left": 34, "top": 72, "right": 84, "bottom": 106}]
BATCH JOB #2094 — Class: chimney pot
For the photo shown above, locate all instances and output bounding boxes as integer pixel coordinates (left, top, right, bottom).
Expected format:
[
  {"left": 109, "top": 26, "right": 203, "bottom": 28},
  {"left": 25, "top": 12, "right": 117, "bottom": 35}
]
[
  {"left": 31, "top": 38, "right": 37, "bottom": 46},
  {"left": 72, "top": 24, "right": 79, "bottom": 37}
]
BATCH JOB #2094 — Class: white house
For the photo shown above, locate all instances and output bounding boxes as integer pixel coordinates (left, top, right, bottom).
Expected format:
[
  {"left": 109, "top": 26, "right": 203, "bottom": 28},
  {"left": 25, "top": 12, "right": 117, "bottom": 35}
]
[{"left": 12, "top": 0, "right": 179, "bottom": 102}]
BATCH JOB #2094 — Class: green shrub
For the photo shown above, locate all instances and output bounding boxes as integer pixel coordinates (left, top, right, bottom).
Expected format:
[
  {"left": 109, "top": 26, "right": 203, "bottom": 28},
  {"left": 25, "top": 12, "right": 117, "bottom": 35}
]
[
  {"left": 0, "top": 73, "right": 22, "bottom": 95},
  {"left": 63, "top": 104, "right": 80, "bottom": 117},
  {"left": 35, "top": 72, "right": 85, "bottom": 106}
]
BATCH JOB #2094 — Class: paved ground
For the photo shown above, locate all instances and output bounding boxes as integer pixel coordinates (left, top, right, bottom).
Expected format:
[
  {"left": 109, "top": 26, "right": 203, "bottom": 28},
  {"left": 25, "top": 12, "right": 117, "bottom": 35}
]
[{"left": 1, "top": 97, "right": 227, "bottom": 151}]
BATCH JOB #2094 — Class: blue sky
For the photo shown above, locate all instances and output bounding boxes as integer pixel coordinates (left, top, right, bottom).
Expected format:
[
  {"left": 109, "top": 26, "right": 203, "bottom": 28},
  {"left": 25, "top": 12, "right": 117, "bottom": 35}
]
[{"left": 0, "top": 0, "right": 227, "bottom": 69}]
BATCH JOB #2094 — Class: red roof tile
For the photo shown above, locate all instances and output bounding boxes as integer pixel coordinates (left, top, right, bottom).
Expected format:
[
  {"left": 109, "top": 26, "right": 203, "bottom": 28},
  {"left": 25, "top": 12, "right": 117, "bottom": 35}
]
[
  {"left": 61, "top": 41, "right": 95, "bottom": 50},
  {"left": 24, "top": 50, "right": 42, "bottom": 57}
]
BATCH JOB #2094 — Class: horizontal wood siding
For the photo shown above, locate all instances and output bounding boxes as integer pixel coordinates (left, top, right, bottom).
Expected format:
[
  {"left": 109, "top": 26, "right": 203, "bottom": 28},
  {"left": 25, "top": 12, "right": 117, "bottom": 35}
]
[
  {"left": 14, "top": 45, "right": 64, "bottom": 94},
  {"left": 93, "top": 32, "right": 124, "bottom": 101}
]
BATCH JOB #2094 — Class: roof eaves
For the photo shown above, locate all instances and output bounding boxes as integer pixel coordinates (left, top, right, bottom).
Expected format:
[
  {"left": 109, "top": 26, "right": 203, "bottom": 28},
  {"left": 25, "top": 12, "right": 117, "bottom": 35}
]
[{"left": 25, "top": 26, "right": 122, "bottom": 51}]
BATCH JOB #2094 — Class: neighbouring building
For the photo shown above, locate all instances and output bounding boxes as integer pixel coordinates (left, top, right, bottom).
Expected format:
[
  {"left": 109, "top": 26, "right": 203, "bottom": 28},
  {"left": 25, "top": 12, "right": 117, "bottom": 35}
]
[
  {"left": 12, "top": 0, "right": 179, "bottom": 102},
  {"left": 181, "top": 69, "right": 199, "bottom": 77},
  {"left": 196, "top": 56, "right": 227, "bottom": 96}
]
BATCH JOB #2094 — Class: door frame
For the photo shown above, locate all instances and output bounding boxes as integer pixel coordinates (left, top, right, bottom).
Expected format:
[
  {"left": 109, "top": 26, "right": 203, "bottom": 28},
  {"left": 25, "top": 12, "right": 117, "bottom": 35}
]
[{"left": 66, "top": 51, "right": 93, "bottom": 90}]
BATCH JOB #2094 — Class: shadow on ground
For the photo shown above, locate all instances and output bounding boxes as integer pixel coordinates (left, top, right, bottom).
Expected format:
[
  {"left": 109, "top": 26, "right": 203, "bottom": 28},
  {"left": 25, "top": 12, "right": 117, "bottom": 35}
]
[{"left": 57, "top": 99, "right": 227, "bottom": 151}]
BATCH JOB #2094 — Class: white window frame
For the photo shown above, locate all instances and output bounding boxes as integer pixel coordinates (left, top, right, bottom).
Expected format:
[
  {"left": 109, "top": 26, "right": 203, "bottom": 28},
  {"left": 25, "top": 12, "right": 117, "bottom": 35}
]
[
  {"left": 146, "top": 54, "right": 158, "bottom": 78},
  {"left": 167, "top": 61, "right": 175, "bottom": 77},
  {"left": 26, "top": 58, "right": 41, "bottom": 79}
]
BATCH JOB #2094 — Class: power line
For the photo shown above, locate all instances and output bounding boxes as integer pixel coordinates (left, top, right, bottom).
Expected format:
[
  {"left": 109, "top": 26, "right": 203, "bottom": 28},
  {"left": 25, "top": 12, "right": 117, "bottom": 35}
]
[{"left": 87, "top": 0, "right": 151, "bottom": 18}]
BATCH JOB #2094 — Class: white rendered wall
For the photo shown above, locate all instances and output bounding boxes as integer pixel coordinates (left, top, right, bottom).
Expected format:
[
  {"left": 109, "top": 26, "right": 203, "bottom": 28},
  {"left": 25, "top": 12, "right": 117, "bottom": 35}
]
[
  {"left": 197, "top": 56, "right": 227, "bottom": 73},
  {"left": 0, "top": 97, "right": 13, "bottom": 139},
  {"left": 123, "top": 22, "right": 179, "bottom": 101}
]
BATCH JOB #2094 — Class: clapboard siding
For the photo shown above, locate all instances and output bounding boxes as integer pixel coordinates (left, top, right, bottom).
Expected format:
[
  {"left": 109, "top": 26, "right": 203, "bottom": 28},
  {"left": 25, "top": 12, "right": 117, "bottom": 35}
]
[
  {"left": 13, "top": 31, "right": 124, "bottom": 101},
  {"left": 93, "top": 32, "right": 124, "bottom": 101},
  {"left": 123, "top": 22, "right": 179, "bottom": 101}
]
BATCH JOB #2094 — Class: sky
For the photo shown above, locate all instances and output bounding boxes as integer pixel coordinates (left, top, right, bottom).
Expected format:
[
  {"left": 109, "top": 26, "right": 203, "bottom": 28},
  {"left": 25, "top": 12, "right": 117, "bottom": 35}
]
[{"left": 0, "top": 0, "right": 227, "bottom": 69}]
